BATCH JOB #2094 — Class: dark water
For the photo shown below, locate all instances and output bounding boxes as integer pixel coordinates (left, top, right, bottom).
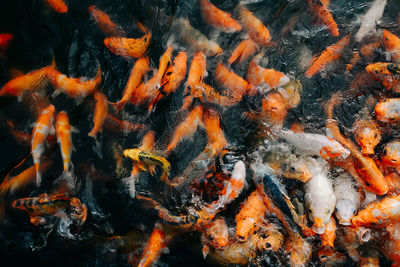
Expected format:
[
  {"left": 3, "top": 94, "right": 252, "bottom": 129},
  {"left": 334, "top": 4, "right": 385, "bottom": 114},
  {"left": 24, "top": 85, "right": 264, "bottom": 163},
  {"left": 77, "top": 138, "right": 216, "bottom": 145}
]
[{"left": 0, "top": 0, "right": 400, "bottom": 266}]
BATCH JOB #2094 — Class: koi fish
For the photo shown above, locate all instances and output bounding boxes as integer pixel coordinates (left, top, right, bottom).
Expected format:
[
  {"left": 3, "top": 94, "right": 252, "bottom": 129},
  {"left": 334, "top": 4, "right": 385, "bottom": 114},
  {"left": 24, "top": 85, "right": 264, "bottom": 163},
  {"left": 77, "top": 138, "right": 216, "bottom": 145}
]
[
  {"left": 247, "top": 54, "right": 289, "bottom": 93},
  {"left": 12, "top": 193, "right": 87, "bottom": 226},
  {"left": 305, "top": 34, "right": 350, "bottom": 78},
  {"left": 383, "top": 30, "right": 400, "bottom": 63},
  {"left": 88, "top": 92, "right": 108, "bottom": 138},
  {"left": 138, "top": 224, "right": 166, "bottom": 267},
  {"left": 375, "top": 98, "right": 400, "bottom": 123},
  {"left": 131, "top": 46, "right": 173, "bottom": 106},
  {"left": 333, "top": 173, "right": 361, "bottom": 226},
  {"left": 304, "top": 159, "right": 336, "bottom": 234},
  {"left": 0, "top": 66, "right": 49, "bottom": 100},
  {"left": 366, "top": 62, "right": 400, "bottom": 76},
  {"left": 317, "top": 247, "right": 347, "bottom": 267},
  {"left": 308, "top": 0, "right": 339, "bottom": 36},
  {"left": 236, "top": 4, "right": 271, "bottom": 46},
  {"left": 104, "top": 114, "right": 146, "bottom": 134},
  {"left": 379, "top": 222, "right": 400, "bottom": 265},
  {"left": 6, "top": 120, "right": 32, "bottom": 147},
  {"left": 88, "top": 5, "right": 126, "bottom": 36},
  {"left": 279, "top": 79, "right": 303, "bottom": 109},
  {"left": 354, "top": 0, "right": 387, "bottom": 42},
  {"left": 320, "top": 216, "right": 336, "bottom": 248},
  {"left": 147, "top": 51, "right": 188, "bottom": 113},
  {"left": 46, "top": 67, "right": 102, "bottom": 99},
  {"left": 201, "top": 216, "right": 229, "bottom": 258},
  {"left": 123, "top": 149, "right": 172, "bottom": 186},
  {"left": 284, "top": 232, "right": 312, "bottom": 267},
  {"left": 235, "top": 190, "right": 266, "bottom": 242},
  {"left": 112, "top": 57, "right": 150, "bottom": 111},
  {"left": 280, "top": 130, "right": 350, "bottom": 161},
  {"left": 44, "top": 0, "right": 68, "bottom": 13},
  {"left": 214, "top": 63, "right": 251, "bottom": 100},
  {"left": 381, "top": 141, "right": 400, "bottom": 168},
  {"left": 228, "top": 39, "right": 259, "bottom": 65},
  {"left": 199, "top": 0, "right": 242, "bottom": 33},
  {"left": 202, "top": 108, "right": 227, "bottom": 157},
  {"left": 353, "top": 118, "right": 381, "bottom": 155},
  {"left": 104, "top": 25, "right": 151, "bottom": 59},
  {"left": 167, "top": 104, "right": 203, "bottom": 153},
  {"left": 0, "top": 33, "right": 13, "bottom": 57},
  {"left": 169, "top": 18, "right": 223, "bottom": 57},
  {"left": 32, "top": 104, "right": 56, "bottom": 186},
  {"left": 351, "top": 195, "right": 400, "bottom": 227}
]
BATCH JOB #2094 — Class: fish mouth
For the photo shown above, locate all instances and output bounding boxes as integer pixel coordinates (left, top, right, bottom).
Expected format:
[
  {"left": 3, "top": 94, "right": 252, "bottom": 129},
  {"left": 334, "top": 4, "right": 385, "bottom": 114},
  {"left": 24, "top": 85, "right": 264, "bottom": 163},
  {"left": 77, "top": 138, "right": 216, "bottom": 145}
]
[
  {"left": 312, "top": 218, "right": 325, "bottom": 234},
  {"left": 361, "top": 147, "right": 374, "bottom": 155},
  {"left": 338, "top": 220, "right": 351, "bottom": 226}
]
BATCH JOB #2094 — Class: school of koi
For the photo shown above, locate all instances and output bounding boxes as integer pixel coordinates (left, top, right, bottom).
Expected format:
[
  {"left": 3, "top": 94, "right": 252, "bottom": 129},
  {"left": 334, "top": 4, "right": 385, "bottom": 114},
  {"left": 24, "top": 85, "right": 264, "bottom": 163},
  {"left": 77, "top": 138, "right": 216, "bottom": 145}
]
[{"left": 2, "top": 0, "right": 400, "bottom": 266}]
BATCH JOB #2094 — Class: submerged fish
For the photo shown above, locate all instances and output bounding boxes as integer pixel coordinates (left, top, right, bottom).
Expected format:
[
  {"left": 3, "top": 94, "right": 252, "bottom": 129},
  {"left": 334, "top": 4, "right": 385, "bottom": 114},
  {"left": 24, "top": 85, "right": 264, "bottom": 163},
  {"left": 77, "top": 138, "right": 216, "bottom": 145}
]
[{"left": 199, "top": 0, "right": 242, "bottom": 33}]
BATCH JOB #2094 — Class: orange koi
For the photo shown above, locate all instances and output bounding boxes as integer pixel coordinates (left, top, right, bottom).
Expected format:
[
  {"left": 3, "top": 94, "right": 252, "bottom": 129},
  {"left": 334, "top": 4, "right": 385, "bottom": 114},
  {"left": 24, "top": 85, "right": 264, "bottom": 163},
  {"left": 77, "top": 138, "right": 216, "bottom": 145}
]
[
  {"left": 228, "top": 39, "right": 259, "bottom": 66},
  {"left": 202, "top": 108, "right": 227, "bottom": 157},
  {"left": 381, "top": 141, "right": 400, "bottom": 168},
  {"left": 6, "top": 120, "right": 32, "bottom": 147},
  {"left": 351, "top": 195, "right": 400, "bottom": 227},
  {"left": 236, "top": 5, "right": 272, "bottom": 46},
  {"left": 261, "top": 92, "right": 288, "bottom": 128},
  {"left": 167, "top": 104, "right": 203, "bottom": 153},
  {"left": 199, "top": 0, "right": 242, "bottom": 33},
  {"left": 0, "top": 66, "right": 49, "bottom": 100},
  {"left": 200, "top": 82, "right": 243, "bottom": 106},
  {"left": 46, "top": 67, "right": 101, "bottom": 99},
  {"left": 32, "top": 104, "right": 56, "bottom": 186},
  {"left": 104, "top": 27, "right": 151, "bottom": 59},
  {"left": 380, "top": 222, "right": 400, "bottom": 265},
  {"left": 147, "top": 51, "right": 188, "bottom": 113},
  {"left": 284, "top": 232, "right": 312, "bottom": 267},
  {"left": 308, "top": 0, "right": 339, "bottom": 37},
  {"left": 353, "top": 119, "right": 381, "bottom": 155},
  {"left": 0, "top": 33, "right": 13, "bottom": 57},
  {"left": 56, "top": 111, "right": 75, "bottom": 172},
  {"left": 383, "top": 29, "right": 400, "bottom": 63},
  {"left": 112, "top": 57, "right": 150, "bottom": 111},
  {"left": 366, "top": 62, "right": 400, "bottom": 76},
  {"left": 201, "top": 216, "right": 229, "bottom": 258},
  {"left": 88, "top": 5, "right": 126, "bottom": 36},
  {"left": 383, "top": 172, "right": 400, "bottom": 194},
  {"left": 131, "top": 46, "right": 173, "bottom": 106},
  {"left": 375, "top": 98, "right": 400, "bottom": 123},
  {"left": 214, "top": 63, "right": 251, "bottom": 100},
  {"left": 305, "top": 34, "right": 350, "bottom": 78},
  {"left": 88, "top": 92, "right": 108, "bottom": 138},
  {"left": 104, "top": 114, "right": 146, "bottom": 133},
  {"left": 138, "top": 224, "right": 166, "bottom": 267},
  {"left": 320, "top": 216, "right": 336, "bottom": 248},
  {"left": 44, "top": 0, "right": 68, "bottom": 13},
  {"left": 235, "top": 190, "right": 267, "bottom": 242},
  {"left": 247, "top": 54, "right": 289, "bottom": 92}
]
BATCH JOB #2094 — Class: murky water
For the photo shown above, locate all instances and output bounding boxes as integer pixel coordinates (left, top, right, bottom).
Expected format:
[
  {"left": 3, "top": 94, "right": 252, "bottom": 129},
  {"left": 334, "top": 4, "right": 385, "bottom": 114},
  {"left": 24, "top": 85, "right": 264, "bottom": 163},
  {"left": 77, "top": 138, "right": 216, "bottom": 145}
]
[{"left": 1, "top": 0, "right": 400, "bottom": 266}]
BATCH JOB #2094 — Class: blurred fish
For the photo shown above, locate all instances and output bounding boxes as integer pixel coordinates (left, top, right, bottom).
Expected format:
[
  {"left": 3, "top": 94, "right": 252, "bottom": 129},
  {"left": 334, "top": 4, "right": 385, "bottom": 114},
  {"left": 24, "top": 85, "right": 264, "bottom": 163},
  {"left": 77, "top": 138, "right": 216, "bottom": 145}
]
[
  {"left": 6, "top": 120, "right": 32, "bottom": 147},
  {"left": 44, "top": 0, "right": 68, "bottom": 13},
  {"left": 215, "top": 63, "right": 251, "bottom": 100},
  {"left": 201, "top": 216, "right": 229, "bottom": 258},
  {"left": 353, "top": 115, "right": 381, "bottom": 155},
  {"left": 228, "top": 39, "right": 259, "bottom": 66},
  {"left": 284, "top": 231, "right": 312, "bottom": 267},
  {"left": 199, "top": 0, "right": 242, "bottom": 33},
  {"left": 381, "top": 141, "right": 400, "bottom": 169},
  {"left": 383, "top": 29, "right": 400, "bottom": 63},
  {"left": 88, "top": 92, "right": 108, "bottom": 138},
  {"left": 355, "top": 0, "right": 387, "bottom": 42},
  {"left": 334, "top": 173, "right": 361, "bottom": 226},
  {"left": 104, "top": 114, "right": 146, "bottom": 134},
  {"left": 320, "top": 216, "right": 336, "bottom": 248},
  {"left": 88, "top": 5, "right": 126, "bottom": 36},
  {"left": 202, "top": 108, "right": 227, "bottom": 157},
  {"left": 138, "top": 224, "right": 166, "bottom": 267},
  {"left": 307, "top": 0, "right": 339, "bottom": 36},
  {"left": 366, "top": 62, "right": 400, "bottom": 76},
  {"left": 375, "top": 98, "right": 400, "bottom": 123},
  {"left": 0, "top": 33, "right": 13, "bottom": 57}
]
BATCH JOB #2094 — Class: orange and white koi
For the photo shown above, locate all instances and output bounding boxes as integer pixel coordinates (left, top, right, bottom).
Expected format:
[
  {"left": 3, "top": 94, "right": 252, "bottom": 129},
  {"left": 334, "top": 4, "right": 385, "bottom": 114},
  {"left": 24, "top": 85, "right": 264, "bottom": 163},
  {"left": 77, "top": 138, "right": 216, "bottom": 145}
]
[
  {"left": 112, "top": 57, "right": 150, "bottom": 111},
  {"left": 167, "top": 104, "right": 203, "bottom": 153},
  {"left": 104, "top": 24, "right": 151, "bottom": 59},
  {"left": 228, "top": 39, "right": 259, "bottom": 66},
  {"left": 32, "top": 104, "right": 56, "bottom": 186},
  {"left": 381, "top": 141, "right": 400, "bottom": 169},
  {"left": 214, "top": 63, "right": 251, "bottom": 100},
  {"left": 305, "top": 34, "right": 350, "bottom": 78},
  {"left": 88, "top": 5, "right": 126, "bottom": 36},
  {"left": 320, "top": 216, "right": 336, "bottom": 248},
  {"left": 353, "top": 118, "right": 381, "bottom": 155},
  {"left": 235, "top": 189, "right": 266, "bottom": 242},
  {"left": 236, "top": 5, "right": 272, "bottom": 46},
  {"left": 308, "top": 0, "right": 339, "bottom": 37},
  {"left": 247, "top": 54, "right": 289, "bottom": 93},
  {"left": 138, "top": 224, "right": 166, "bottom": 267},
  {"left": 202, "top": 108, "right": 227, "bottom": 157},
  {"left": 0, "top": 33, "right": 13, "bottom": 57},
  {"left": 44, "top": 0, "right": 68, "bottom": 13},
  {"left": 46, "top": 67, "right": 102, "bottom": 99},
  {"left": 88, "top": 92, "right": 108, "bottom": 138},
  {"left": 383, "top": 30, "right": 400, "bottom": 63},
  {"left": 351, "top": 195, "right": 400, "bottom": 227},
  {"left": 375, "top": 98, "right": 400, "bottom": 123},
  {"left": 199, "top": 0, "right": 242, "bottom": 33},
  {"left": 147, "top": 51, "right": 188, "bottom": 113},
  {"left": 131, "top": 46, "right": 173, "bottom": 106}
]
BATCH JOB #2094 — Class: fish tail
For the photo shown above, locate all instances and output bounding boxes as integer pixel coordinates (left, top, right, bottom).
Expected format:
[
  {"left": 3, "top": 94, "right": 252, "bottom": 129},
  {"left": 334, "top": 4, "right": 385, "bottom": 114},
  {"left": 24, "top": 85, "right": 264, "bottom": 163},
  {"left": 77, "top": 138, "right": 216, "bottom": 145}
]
[
  {"left": 35, "top": 164, "right": 42, "bottom": 187},
  {"left": 54, "top": 170, "right": 77, "bottom": 191}
]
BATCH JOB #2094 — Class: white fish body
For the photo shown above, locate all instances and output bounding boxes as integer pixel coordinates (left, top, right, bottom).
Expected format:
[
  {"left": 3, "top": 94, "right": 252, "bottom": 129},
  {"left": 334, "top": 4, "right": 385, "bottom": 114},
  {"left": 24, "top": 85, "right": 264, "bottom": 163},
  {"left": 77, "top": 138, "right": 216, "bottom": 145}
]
[
  {"left": 355, "top": 0, "right": 387, "bottom": 42},
  {"left": 334, "top": 173, "right": 361, "bottom": 225}
]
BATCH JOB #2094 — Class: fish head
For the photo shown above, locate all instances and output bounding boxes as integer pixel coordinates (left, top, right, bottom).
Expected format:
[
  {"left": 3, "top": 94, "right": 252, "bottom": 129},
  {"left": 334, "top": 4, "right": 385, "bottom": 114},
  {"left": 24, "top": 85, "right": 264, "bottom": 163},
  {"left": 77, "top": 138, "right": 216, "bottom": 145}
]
[
  {"left": 375, "top": 99, "right": 400, "bottom": 123},
  {"left": 262, "top": 93, "right": 287, "bottom": 123},
  {"left": 305, "top": 190, "right": 336, "bottom": 233},
  {"left": 203, "top": 217, "right": 229, "bottom": 248},
  {"left": 235, "top": 217, "right": 256, "bottom": 242},
  {"left": 335, "top": 199, "right": 357, "bottom": 226},
  {"left": 354, "top": 123, "right": 381, "bottom": 155},
  {"left": 281, "top": 159, "right": 312, "bottom": 182},
  {"left": 354, "top": 156, "right": 388, "bottom": 195},
  {"left": 382, "top": 141, "right": 400, "bottom": 168}
]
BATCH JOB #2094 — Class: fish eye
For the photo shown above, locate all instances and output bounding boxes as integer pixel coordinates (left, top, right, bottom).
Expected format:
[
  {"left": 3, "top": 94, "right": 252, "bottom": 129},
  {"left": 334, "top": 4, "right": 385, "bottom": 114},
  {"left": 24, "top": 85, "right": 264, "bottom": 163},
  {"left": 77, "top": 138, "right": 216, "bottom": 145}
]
[
  {"left": 208, "top": 235, "right": 214, "bottom": 240},
  {"left": 352, "top": 209, "right": 356, "bottom": 213},
  {"left": 365, "top": 182, "right": 371, "bottom": 187},
  {"left": 290, "top": 166, "right": 296, "bottom": 171}
]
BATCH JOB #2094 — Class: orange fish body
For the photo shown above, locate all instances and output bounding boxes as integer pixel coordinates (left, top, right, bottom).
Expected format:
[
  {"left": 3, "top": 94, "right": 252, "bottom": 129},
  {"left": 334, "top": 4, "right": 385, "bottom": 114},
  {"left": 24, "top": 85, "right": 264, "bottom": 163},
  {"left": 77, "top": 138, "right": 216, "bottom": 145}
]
[
  {"left": 375, "top": 98, "right": 400, "bottom": 123},
  {"left": 44, "top": 0, "right": 68, "bottom": 13},
  {"left": 366, "top": 62, "right": 400, "bottom": 76},
  {"left": 381, "top": 141, "right": 400, "bottom": 169},
  {"left": 308, "top": 0, "right": 339, "bottom": 36},
  {"left": 306, "top": 34, "right": 350, "bottom": 77},
  {"left": 351, "top": 195, "right": 400, "bottom": 227},
  {"left": 56, "top": 111, "right": 74, "bottom": 172},
  {"left": 215, "top": 63, "right": 250, "bottom": 100},
  {"left": 88, "top": 5, "right": 126, "bottom": 36},
  {"left": 202, "top": 108, "right": 227, "bottom": 156},
  {"left": 6, "top": 120, "right": 32, "bottom": 147},
  {"left": 353, "top": 119, "right": 381, "bottom": 155},
  {"left": 320, "top": 216, "right": 336, "bottom": 248},
  {"left": 200, "top": 0, "right": 242, "bottom": 33},
  {"left": 46, "top": 67, "right": 101, "bottom": 99},
  {"left": 0, "top": 67, "right": 49, "bottom": 99},
  {"left": 147, "top": 51, "right": 188, "bottom": 112},
  {"left": 261, "top": 92, "right": 288, "bottom": 127},
  {"left": 284, "top": 233, "right": 312, "bottom": 267},
  {"left": 235, "top": 190, "right": 267, "bottom": 242},
  {"left": 237, "top": 5, "right": 271, "bottom": 46},
  {"left": 138, "top": 225, "right": 166, "bottom": 267},
  {"left": 201, "top": 216, "right": 229, "bottom": 258},
  {"left": 383, "top": 30, "right": 400, "bottom": 63},
  {"left": 104, "top": 31, "right": 151, "bottom": 59},
  {"left": 167, "top": 105, "right": 203, "bottom": 153},
  {"left": 131, "top": 46, "right": 173, "bottom": 106},
  {"left": 32, "top": 104, "right": 56, "bottom": 186},
  {"left": 113, "top": 57, "right": 150, "bottom": 111},
  {"left": 0, "top": 33, "right": 13, "bottom": 57},
  {"left": 228, "top": 39, "right": 259, "bottom": 66},
  {"left": 88, "top": 92, "right": 108, "bottom": 138}
]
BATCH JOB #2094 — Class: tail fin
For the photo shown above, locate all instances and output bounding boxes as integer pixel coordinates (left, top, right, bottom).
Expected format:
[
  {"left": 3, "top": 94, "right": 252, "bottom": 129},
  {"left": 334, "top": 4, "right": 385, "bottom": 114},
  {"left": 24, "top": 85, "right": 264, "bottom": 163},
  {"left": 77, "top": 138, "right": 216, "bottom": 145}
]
[{"left": 54, "top": 170, "right": 77, "bottom": 192}]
